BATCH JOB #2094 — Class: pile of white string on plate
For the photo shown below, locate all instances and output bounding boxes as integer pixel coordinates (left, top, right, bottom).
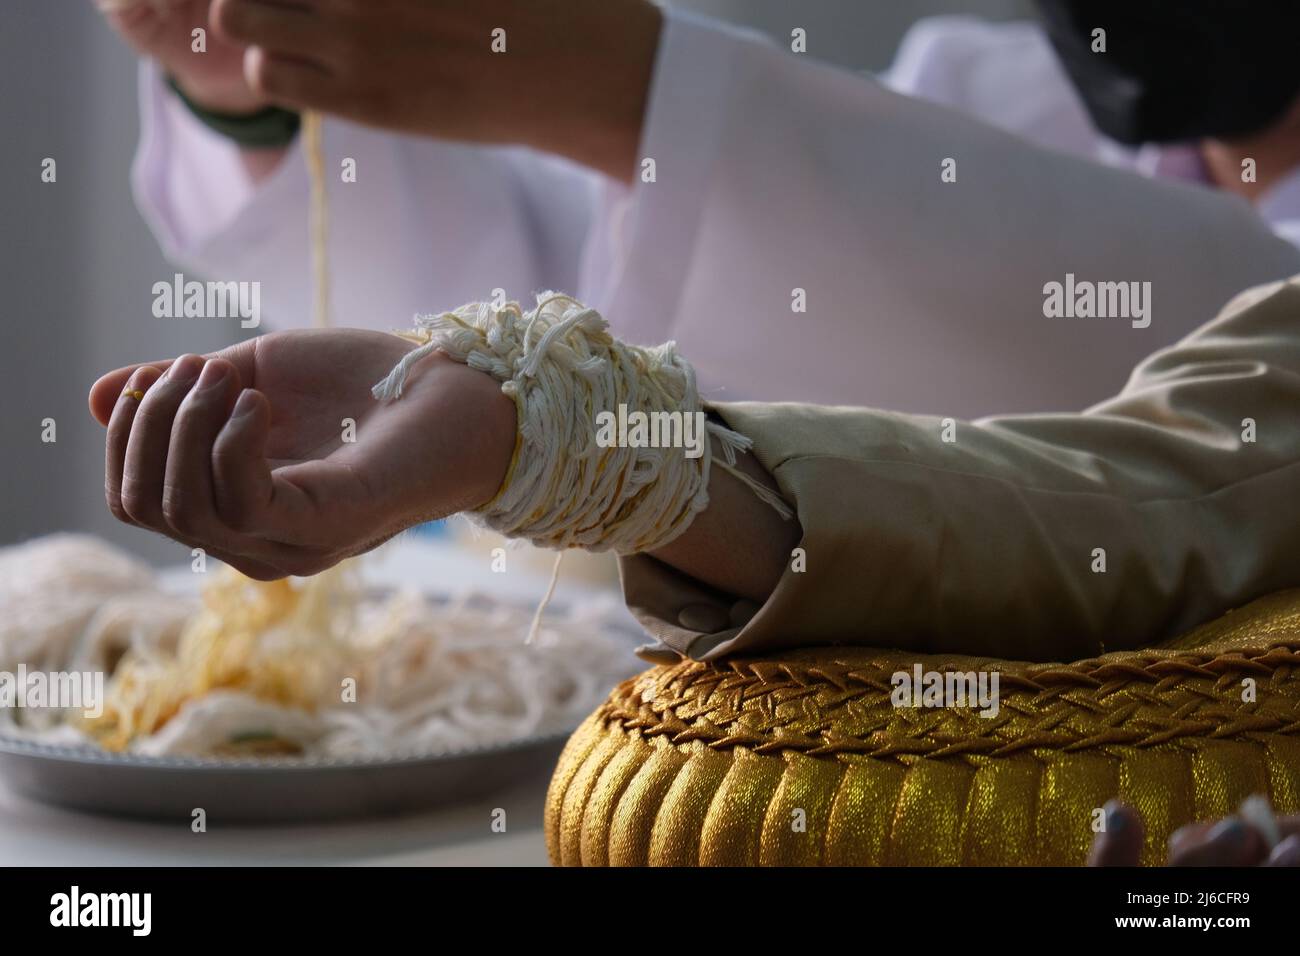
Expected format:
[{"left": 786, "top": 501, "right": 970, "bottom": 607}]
[{"left": 0, "top": 534, "right": 638, "bottom": 758}]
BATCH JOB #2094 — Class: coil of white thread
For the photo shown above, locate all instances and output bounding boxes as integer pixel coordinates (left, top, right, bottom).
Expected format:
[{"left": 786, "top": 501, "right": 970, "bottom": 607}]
[{"left": 372, "top": 293, "right": 792, "bottom": 557}]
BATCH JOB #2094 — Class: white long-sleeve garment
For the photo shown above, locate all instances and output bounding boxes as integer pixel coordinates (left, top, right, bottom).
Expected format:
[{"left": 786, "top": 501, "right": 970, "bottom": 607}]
[{"left": 132, "top": 10, "right": 1300, "bottom": 417}]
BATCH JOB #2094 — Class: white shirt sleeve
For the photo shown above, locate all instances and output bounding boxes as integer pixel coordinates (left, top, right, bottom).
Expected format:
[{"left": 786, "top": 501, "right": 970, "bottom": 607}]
[
  {"left": 131, "top": 13, "right": 1300, "bottom": 419},
  {"left": 882, "top": 15, "right": 1102, "bottom": 159},
  {"left": 130, "top": 60, "right": 599, "bottom": 334},
  {"left": 590, "top": 11, "right": 1300, "bottom": 416}
]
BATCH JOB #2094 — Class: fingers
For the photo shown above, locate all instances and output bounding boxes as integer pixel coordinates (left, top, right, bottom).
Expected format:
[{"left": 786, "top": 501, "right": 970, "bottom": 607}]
[
  {"left": 163, "top": 359, "right": 241, "bottom": 542},
  {"left": 156, "top": 534, "right": 291, "bottom": 583},
  {"left": 88, "top": 339, "right": 258, "bottom": 426},
  {"left": 1088, "top": 801, "right": 1144, "bottom": 867},
  {"left": 1266, "top": 834, "right": 1300, "bottom": 866},
  {"left": 119, "top": 354, "right": 208, "bottom": 531},
  {"left": 105, "top": 365, "right": 164, "bottom": 524},
  {"left": 211, "top": 387, "right": 278, "bottom": 532},
  {"left": 213, "top": 0, "right": 335, "bottom": 64},
  {"left": 90, "top": 359, "right": 177, "bottom": 426},
  {"left": 103, "top": 359, "right": 302, "bottom": 578},
  {"left": 211, "top": 392, "right": 338, "bottom": 546},
  {"left": 1093, "top": 802, "right": 1292, "bottom": 867},
  {"left": 101, "top": 361, "right": 333, "bottom": 576},
  {"left": 242, "top": 45, "right": 350, "bottom": 114},
  {"left": 1169, "top": 817, "right": 1267, "bottom": 866}
]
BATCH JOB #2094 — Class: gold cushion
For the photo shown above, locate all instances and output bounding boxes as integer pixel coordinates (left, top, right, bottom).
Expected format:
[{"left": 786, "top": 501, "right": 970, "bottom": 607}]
[{"left": 546, "top": 590, "right": 1300, "bottom": 865}]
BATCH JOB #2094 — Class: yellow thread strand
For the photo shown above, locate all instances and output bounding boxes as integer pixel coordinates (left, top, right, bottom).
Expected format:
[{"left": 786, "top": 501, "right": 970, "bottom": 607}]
[{"left": 303, "top": 110, "right": 331, "bottom": 329}]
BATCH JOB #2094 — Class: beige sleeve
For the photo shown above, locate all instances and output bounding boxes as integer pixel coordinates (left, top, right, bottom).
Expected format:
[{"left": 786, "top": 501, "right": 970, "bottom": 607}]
[{"left": 620, "top": 276, "right": 1300, "bottom": 664}]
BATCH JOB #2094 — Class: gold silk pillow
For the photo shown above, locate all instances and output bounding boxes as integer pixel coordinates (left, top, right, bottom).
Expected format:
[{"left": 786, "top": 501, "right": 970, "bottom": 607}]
[{"left": 546, "top": 590, "right": 1300, "bottom": 866}]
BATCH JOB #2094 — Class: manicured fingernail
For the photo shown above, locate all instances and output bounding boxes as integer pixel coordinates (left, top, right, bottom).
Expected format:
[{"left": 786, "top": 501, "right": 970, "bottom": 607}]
[
  {"left": 231, "top": 389, "right": 258, "bottom": 418},
  {"left": 197, "top": 361, "right": 229, "bottom": 389},
  {"left": 168, "top": 354, "right": 204, "bottom": 384},
  {"left": 1104, "top": 802, "right": 1128, "bottom": 834}
]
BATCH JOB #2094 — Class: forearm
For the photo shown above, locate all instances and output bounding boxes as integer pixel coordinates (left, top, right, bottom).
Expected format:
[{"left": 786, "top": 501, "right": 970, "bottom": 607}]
[
  {"left": 623, "top": 279, "right": 1300, "bottom": 663},
  {"left": 649, "top": 437, "right": 801, "bottom": 605},
  {"left": 520, "top": 1, "right": 662, "bottom": 183}
]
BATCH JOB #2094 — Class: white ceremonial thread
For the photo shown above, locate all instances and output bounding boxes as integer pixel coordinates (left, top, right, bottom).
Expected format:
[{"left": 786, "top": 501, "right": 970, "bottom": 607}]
[
  {"left": 372, "top": 293, "right": 794, "bottom": 562},
  {"left": 104, "top": 0, "right": 332, "bottom": 330}
]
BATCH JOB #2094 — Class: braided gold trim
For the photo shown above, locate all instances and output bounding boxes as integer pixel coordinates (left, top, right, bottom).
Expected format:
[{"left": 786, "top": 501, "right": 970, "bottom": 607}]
[{"left": 596, "top": 640, "right": 1300, "bottom": 760}]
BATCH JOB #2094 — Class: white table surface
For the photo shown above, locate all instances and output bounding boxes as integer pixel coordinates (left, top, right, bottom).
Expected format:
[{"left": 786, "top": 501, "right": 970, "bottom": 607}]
[{"left": 0, "top": 531, "right": 633, "bottom": 866}]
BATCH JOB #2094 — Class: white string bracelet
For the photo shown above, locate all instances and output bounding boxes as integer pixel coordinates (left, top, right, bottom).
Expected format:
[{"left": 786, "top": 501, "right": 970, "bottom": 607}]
[{"left": 372, "top": 293, "right": 793, "bottom": 559}]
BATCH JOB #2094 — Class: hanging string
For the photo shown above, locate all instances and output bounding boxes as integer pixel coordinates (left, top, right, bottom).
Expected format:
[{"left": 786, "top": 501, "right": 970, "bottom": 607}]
[{"left": 302, "top": 110, "right": 331, "bottom": 329}]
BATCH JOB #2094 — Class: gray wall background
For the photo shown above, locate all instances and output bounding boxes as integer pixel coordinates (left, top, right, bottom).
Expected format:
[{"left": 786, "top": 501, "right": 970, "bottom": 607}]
[{"left": 0, "top": 0, "right": 1030, "bottom": 565}]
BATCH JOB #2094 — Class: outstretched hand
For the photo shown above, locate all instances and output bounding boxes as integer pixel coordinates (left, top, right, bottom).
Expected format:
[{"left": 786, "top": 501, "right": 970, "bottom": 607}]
[{"left": 89, "top": 329, "right": 515, "bottom": 579}]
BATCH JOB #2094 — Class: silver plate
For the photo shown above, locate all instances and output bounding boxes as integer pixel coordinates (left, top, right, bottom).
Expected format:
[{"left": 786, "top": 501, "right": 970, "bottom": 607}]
[{"left": 0, "top": 733, "right": 568, "bottom": 823}]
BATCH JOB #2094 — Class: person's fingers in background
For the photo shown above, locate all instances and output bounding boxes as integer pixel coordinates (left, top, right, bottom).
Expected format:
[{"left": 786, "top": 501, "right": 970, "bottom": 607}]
[
  {"left": 212, "top": 0, "right": 663, "bottom": 181},
  {"left": 212, "top": 0, "right": 353, "bottom": 114},
  {"left": 1169, "top": 806, "right": 1300, "bottom": 866},
  {"left": 1087, "top": 801, "right": 1144, "bottom": 866},
  {"left": 1266, "top": 834, "right": 1300, "bottom": 866},
  {"left": 1255, "top": 811, "right": 1300, "bottom": 866},
  {"left": 1169, "top": 817, "right": 1267, "bottom": 866},
  {"left": 240, "top": 45, "right": 349, "bottom": 116},
  {"left": 93, "top": 0, "right": 267, "bottom": 114},
  {"left": 1090, "top": 802, "right": 1300, "bottom": 866},
  {"left": 212, "top": 0, "right": 335, "bottom": 63}
]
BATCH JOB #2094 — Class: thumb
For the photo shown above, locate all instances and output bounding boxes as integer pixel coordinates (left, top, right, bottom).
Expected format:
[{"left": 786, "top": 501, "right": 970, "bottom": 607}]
[{"left": 211, "top": 388, "right": 341, "bottom": 545}]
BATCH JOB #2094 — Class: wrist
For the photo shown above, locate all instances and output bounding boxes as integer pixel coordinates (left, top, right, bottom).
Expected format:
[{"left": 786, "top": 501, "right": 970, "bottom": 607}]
[
  {"left": 170, "top": 73, "right": 270, "bottom": 117},
  {"left": 165, "top": 75, "right": 300, "bottom": 150},
  {"left": 416, "top": 355, "right": 519, "bottom": 515},
  {"left": 470, "top": 378, "right": 520, "bottom": 512}
]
